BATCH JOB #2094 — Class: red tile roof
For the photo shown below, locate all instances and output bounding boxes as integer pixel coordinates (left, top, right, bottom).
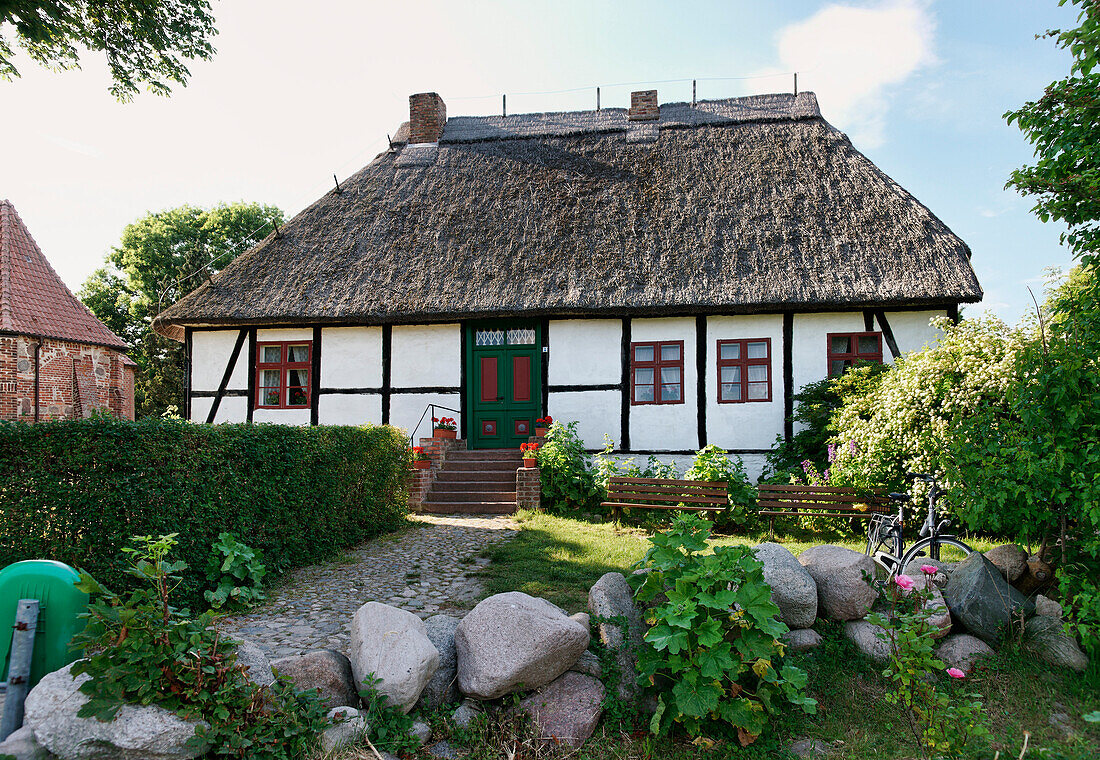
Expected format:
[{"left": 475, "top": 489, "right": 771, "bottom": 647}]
[{"left": 1, "top": 199, "right": 129, "bottom": 350}]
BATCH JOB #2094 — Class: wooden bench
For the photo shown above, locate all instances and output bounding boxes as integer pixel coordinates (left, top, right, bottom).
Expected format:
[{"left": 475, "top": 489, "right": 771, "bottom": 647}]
[
  {"left": 602, "top": 477, "right": 729, "bottom": 521},
  {"left": 756, "top": 484, "right": 891, "bottom": 533}
]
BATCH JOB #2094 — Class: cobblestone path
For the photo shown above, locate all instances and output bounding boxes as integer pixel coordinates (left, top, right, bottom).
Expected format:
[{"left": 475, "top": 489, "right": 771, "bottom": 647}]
[{"left": 217, "top": 514, "right": 517, "bottom": 659}]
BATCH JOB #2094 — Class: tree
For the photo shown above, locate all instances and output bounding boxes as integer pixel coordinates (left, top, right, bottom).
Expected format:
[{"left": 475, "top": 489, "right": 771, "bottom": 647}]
[
  {"left": 0, "top": 1, "right": 217, "bottom": 100},
  {"left": 80, "top": 202, "right": 284, "bottom": 417}
]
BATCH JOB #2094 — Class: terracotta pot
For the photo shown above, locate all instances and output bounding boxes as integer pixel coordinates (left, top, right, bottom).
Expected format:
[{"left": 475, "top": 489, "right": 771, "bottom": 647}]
[
  {"left": 534, "top": 427, "right": 548, "bottom": 437},
  {"left": 433, "top": 429, "right": 457, "bottom": 440},
  {"left": 412, "top": 459, "right": 431, "bottom": 470},
  {"left": 523, "top": 458, "right": 538, "bottom": 468}
]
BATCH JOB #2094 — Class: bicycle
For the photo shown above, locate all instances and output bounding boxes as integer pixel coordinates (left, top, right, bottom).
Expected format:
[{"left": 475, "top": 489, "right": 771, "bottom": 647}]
[{"left": 864, "top": 473, "right": 973, "bottom": 580}]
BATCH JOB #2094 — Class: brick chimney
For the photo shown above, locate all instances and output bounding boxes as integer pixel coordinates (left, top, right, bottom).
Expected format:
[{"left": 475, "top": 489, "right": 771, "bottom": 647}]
[
  {"left": 628, "top": 90, "right": 659, "bottom": 121},
  {"left": 409, "top": 92, "right": 447, "bottom": 144}
]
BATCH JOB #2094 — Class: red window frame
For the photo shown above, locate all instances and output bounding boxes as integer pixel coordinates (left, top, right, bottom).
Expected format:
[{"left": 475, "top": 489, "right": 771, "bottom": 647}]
[
  {"left": 630, "top": 340, "right": 684, "bottom": 405},
  {"left": 255, "top": 341, "right": 312, "bottom": 409},
  {"left": 716, "top": 338, "right": 772, "bottom": 403},
  {"left": 827, "top": 332, "right": 883, "bottom": 377}
]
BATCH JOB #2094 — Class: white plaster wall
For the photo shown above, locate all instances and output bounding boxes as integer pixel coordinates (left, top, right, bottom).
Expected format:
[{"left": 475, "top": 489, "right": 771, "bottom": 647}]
[
  {"left": 882, "top": 310, "right": 947, "bottom": 356},
  {"left": 597, "top": 452, "right": 766, "bottom": 482},
  {"left": 628, "top": 318, "right": 698, "bottom": 451},
  {"left": 256, "top": 328, "right": 313, "bottom": 343},
  {"left": 189, "top": 396, "right": 248, "bottom": 424},
  {"left": 706, "top": 315, "right": 785, "bottom": 451},
  {"left": 790, "top": 313, "right": 867, "bottom": 397},
  {"left": 191, "top": 331, "right": 248, "bottom": 392},
  {"left": 391, "top": 324, "right": 461, "bottom": 388},
  {"left": 548, "top": 319, "right": 621, "bottom": 385},
  {"left": 318, "top": 393, "right": 382, "bottom": 425},
  {"left": 389, "top": 392, "right": 461, "bottom": 439},
  {"left": 320, "top": 327, "right": 382, "bottom": 388},
  {"left": 252, "top": 407, "right": 311, "bottom": 425},
  {"left": 547, "top": 390, "right": 622, "bottom": 449}
]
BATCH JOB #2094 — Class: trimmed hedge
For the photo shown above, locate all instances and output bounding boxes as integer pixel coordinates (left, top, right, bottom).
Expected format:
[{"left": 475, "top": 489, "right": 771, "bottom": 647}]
[{"left": 0, "top": 418, "right": 411, "bottom": 608}]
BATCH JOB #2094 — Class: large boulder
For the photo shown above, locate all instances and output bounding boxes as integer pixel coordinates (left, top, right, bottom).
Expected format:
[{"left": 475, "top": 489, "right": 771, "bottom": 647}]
[
  {"left": 941, "top": 552, "right": 1035, "bottom": 645},
  {"left": 419, "top": 614, "right": 461, "bottom": 709},
  {"left": 519, "top": 672, "right": 605, "bottom": 748},
  {"left": 272, "top": 649, "right": 359, "bottom": 709},
  {"left": 350, "top": 602, "right": 440, "bottom": 713},
  {"left": 935, "top": 634, "right": 995, "bottom": 675},
  {"left": 233, "top": 639, "right": 274, "bottom": 688},
  {"left": 921, "top": 581, "right": 952, "bottom": 639},
  {"left": 984, "top": 544, "right": 1028, "bottom": 583},
  {"left": 457, "top": 592, "right": 589, "bottom": 700},
  {"left": 1023, "top": 615, "right": 1089, "bottom": 673},
  {"left": 842, "top": 620, "right": 892, "bottom": 663},
  {"left": 24, "top": 663, "right": 210, "bottom": 760},
  {"left": 321, "top": 706, "right": 369, "bottom": 753},
  {"left": 782, "top": 628, "right": 823, "bottom": 653},
  {"left": 588, "top": 573, "right": 645, "bottom": 705},
  {"left": 753, "top": 543, "right": 818, "bottom": 629},
  {"left": 902, "top": 557, "right": 956, "bottom": 585},
  {"left": 0, "top": 725, "right": 51, "bottom": 760},
  {"left": 1035, "top": 595, "right": 1063, "bottom": 619},
  {"left": 798, "top": 545, "right": 877, "bottom": 621}
]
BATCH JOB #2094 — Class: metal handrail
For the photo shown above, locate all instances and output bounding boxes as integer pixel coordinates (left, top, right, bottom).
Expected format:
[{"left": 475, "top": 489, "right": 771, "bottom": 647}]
[{"left": 409, "top": 403, "right": 462, "bottom": 446}]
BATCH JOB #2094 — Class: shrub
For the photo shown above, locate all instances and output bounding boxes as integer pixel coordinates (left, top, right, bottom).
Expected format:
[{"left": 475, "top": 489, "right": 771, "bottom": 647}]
[
  {"left": 205, "top": 532, "right": 267, "bottom": 610},
  {"left": 536, "top": 421, "right": 603, "bottom": 511},
  {"left": 0, "top": 417, "right": 410, "bottom": 609},
  {"left": 684, "top": 445, "right": 757, "bottom": 528},
  {"left": 629, "top": 515, "right": 816, "bottom": 744},
  {"left": 73, "top": 534, "right": 329, "bottom": 759}
]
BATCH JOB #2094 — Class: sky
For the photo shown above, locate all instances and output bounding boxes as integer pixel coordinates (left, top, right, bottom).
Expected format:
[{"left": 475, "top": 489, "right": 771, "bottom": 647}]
[{"left": 0, "top": 0, "right": 1082, "bottom": 324}]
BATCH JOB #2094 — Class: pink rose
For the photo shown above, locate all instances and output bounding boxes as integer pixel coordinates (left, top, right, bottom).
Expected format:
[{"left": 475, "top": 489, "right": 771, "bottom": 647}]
[
  {"left": 920, "top": 565, "right": 938, "bottom": 575},
  {"left": 946, "top": 668, "right": 965, "bottom": 679},
  {"left": 894, "top": 574, "right": 915, "bottom": 591}
]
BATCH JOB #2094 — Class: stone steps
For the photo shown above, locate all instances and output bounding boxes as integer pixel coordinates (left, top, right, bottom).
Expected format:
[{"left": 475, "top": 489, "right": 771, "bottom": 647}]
[{"left": 423, "top": 448, "right": 521, "bottom": 515}]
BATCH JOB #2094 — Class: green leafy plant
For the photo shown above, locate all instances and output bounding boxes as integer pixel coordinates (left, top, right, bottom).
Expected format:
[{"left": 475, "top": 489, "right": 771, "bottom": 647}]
[
  {"left": 536, "top": 421, "right": 603, "bottom": 511},
  {"left": 629, "top": 514, "right": 816, "bottom": 744},
  {"left": 867, "top": 569, "right": 990, "bottom": 756},
  {"left": 684, "top": 445, "right": 757, "bottom": 528},
  {"left": 72, "top": 534, "right": 328, "bottom": 759},
  {"left": 205, "top": 532, "right": 267, "bottom": 610},
  {"left": 358, "top": 673, "right": 421, "bottom": 756}
]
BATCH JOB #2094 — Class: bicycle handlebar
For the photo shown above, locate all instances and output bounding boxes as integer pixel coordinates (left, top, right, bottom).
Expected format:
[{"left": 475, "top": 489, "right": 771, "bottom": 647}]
[{"left": 905, "top": 472, "right": 936, "bottom": 483}]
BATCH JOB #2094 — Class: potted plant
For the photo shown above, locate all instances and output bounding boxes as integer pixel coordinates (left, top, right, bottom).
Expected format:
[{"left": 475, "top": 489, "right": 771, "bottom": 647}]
[
  {"left": 534, "top": 416, "right": 553, "bottom": 437},
  {"left": 521, "top": 442, "right": 539, "bottom": 468},
  {"left": 411, "top": 446, "right": 431, "bottom": 469},
  {"left": 432, "top": 416, "right": 457, "bottom": 440}
]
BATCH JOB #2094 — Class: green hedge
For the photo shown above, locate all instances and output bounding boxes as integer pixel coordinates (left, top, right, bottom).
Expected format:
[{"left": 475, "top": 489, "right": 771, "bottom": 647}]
[{"left": 0, "top": 418, "right": 410, "bottom": 608}]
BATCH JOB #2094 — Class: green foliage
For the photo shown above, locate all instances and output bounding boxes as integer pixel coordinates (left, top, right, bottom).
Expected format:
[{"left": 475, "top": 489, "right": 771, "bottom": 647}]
[
  {"left": 0, "top": 1, "right": 217, "bottom": 100},
  {"left": 358, "top": 673, "right": 421, "bottom": 756},
  {"left": 684, "top": 445, "right": 758, "bottom": 527},
  {"left": 205, "top": 532, "right": 267, "bottom": 611},
  {"left": 72, "top": 534, "right": 328, "bottom": 759},
  {"left": 0, "top": 417, "right": 410, "bottom": 610},
  {"left": 536, "top": 421, "right": 603, "bottom": 511},
  {"left": 867, "top": 573, "right": 989, "bottom": 756},
  {"left": 79, "top": 202, "right": 284, "bottom": 417},
  {"left": 629, "top": 515, "right": 815, "bottom": 744}
]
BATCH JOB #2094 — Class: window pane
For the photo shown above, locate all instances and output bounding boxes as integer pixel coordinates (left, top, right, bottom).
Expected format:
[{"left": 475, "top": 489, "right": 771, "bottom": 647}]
[
  {"left": 660, "top": 383, "right": 681, "bottom": 402},
  {"left": 719, "top": 342, "right": 740, "bottom": 361},
  {"left": 288, "top": 387, "right": 308, "bottom": 406},
  {"left": 721, "top": 383, "right": 741, "bottom": 401},
  {"left": 288, "top": 344, "right": 309, "bottom": 363},
  {"left": 506, "top": 328, "right": 535, "bottom": 345},
  {"left": 634, "top": 345, "right": 654, "bottom": 363},
  {"left": 660, "top": 343, "right": 680, "bottom": 362},
  {"left": 288, "top": 368, "right": 309, "bottom": 387},
  {"left": 634, "top": 367, "right": 654, "bottom": 385},
  {"left": 829, "top": 359, "right": 849, "bottom": 376},
  {"left": 720, "top": 366, "right": 741, "bottom": 384},
  {"left": 747, "top": 365, "right": 768, "bottom": 382},
  {"left": 262, "top": 345, "right": 281, "bottom": 363},
  {"left": 634, "top": 384, "right": 654, "bottom": 402},
  {"left": 660, "top": 366, "right": 680, "bottom": 384},
  {"left": 858, "top": 335, "right": 880, "bottom": 355},
  {"left": 262, "top": 389, "right": 280, "bottom": 406},
  {"left": 475, "top": 329, "right": 505, "bottom": 346},
  {"left": 262, "top": 369, "right": 280, "bottom": 386},
  {"left": 747, "top": 341, "right": 768, "bottom": 359},
  {"left": 830, "top": 336, "right": 851, "bottom": 355},
  {"left": 748, "top": 382, "right": 769, "bottom": 400}
]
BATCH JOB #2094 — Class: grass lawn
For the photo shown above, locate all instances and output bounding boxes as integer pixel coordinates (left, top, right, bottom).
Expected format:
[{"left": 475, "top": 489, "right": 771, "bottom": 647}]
[{"left": 472, "top": 511, "right": 1099, "bottom": 760}]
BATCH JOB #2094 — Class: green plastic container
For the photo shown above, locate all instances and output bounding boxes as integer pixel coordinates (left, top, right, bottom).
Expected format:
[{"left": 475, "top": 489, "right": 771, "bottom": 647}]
[{"left": 0, "top": 560, "right": 88, "bottom": 689}]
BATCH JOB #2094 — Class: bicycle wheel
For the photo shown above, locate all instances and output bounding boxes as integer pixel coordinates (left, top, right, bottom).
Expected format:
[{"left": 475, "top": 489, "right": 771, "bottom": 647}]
[{"left": 899, "top": 536, "right": 973, "bottom": 574}]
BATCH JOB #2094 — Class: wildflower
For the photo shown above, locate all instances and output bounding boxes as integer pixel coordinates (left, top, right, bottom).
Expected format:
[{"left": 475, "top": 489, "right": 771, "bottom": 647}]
[
  {"left": 920, "top": 564, "right": 938, "bottom": 576},
  {"left": 946, "top": 668, "right": 965, "bottom": 679},
  {"left": 894, "top": 574, "right": 915, "bottom": 592},
  {"left": 827, "top": 443, "right": 836, "bottom": 462}
]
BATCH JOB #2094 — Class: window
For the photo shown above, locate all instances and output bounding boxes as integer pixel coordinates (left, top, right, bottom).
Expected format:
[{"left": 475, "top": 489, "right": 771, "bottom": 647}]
[
  {"left": 717, "top": 338, "right": 771, "bottom": 403},
  {"left": 631, "top": 341, "right": 684, "bottom": 404},
  {"left": 827, "top": 332, "right": 883, "bottom": 377},
  {"left": 256, "top": 341, "right": 312, "bottom": 408}
]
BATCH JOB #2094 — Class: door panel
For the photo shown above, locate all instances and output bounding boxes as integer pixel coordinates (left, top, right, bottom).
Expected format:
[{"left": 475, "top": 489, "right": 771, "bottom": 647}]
[
  {"left": 512, "top": 356, "right": 531, "bottom": 402},
  {"left": 468, "top": 323, "right": 541, "bottom": 449}
]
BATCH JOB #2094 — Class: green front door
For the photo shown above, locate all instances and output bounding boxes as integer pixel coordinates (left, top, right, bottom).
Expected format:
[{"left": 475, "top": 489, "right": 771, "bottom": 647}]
[{"left": 466, "top": 322, "right": 542, "bottom": 449}]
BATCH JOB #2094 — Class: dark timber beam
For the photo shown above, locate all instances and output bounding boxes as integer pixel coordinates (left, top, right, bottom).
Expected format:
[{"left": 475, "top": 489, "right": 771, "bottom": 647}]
[{"left": 206, "top": 329, "right": 247, "bottom": 424}]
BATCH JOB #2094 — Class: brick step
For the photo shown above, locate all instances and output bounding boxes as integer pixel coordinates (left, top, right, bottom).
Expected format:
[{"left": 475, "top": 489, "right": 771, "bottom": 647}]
[
  {"left": 433, "top": 470, "right": 515, "bottom": 484},
  {"left": 420, "top": 501, "right": 516, "bottom": 515},
  {"left": 446, "top": 449, "right": 522, "bottom": 460},
  {"left": 428, "top": 489, "right": 517, "bottom": 502},
  {"left": 445, "top": 460, "right": 522, "bottom": 472},
  {"left": 430, "top": 480, "right": 515, "bottom": 492}
]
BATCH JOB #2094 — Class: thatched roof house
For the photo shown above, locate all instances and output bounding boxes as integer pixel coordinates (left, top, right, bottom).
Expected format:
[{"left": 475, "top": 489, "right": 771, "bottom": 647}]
[{"left": 157, "top": 89, "right": 980, "bottom": 499}]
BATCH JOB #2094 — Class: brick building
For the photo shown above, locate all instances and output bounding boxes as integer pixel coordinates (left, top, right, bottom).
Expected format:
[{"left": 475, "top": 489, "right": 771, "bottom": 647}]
[{"left": 1, "top": 200, "right": 135, "bottom": 422}]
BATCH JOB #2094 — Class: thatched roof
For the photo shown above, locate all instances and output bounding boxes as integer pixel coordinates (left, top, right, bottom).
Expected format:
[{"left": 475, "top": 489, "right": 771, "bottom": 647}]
[{"left": 154, "top": 92, "right": 981, "bottom": 341}]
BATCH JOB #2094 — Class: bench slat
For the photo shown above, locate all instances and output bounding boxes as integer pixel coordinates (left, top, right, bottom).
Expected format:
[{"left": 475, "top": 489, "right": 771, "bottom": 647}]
[
  {"left": 603, "top": 503, "right": 727, "bottom": 512},
  {"left": 757, "top": 510, "right": 880, "bottom": 518},
  {"left": 610, "top": 477, "right": 727, "bottom": 486},
  {"left": 758, "top": 484, "right": 886, "bottom": 494},
  {"left": 608, "top": 486, "right": 727, "bottom": 499}
]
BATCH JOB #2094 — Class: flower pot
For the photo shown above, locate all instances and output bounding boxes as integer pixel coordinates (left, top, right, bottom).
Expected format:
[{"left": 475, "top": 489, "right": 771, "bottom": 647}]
[
  {"left": 534, "top": 427, "right": 548, "bottom": 437},
  {"left": 523, "top": 458, "right": 538, "bottom": 468},
  {"left": 433, "top": 429, "right": 457, "bottom": 440},
  {"left": 412, "top": 459, "right": 431, "bottom": 470}
]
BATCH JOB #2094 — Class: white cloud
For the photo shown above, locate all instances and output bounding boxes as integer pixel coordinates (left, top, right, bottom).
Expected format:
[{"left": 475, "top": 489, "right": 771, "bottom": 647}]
[{"left": 776, "top": 0, "right": 936, "bottom": 147}]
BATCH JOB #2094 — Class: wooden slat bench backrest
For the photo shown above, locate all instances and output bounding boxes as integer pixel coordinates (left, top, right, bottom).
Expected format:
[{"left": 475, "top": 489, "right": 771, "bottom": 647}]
[
  {"left": 602, "top": 477, "right": 729, "bottom": 518},
  {"left": 756, "top": 484, "right": 890, "bottom": 516}
]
